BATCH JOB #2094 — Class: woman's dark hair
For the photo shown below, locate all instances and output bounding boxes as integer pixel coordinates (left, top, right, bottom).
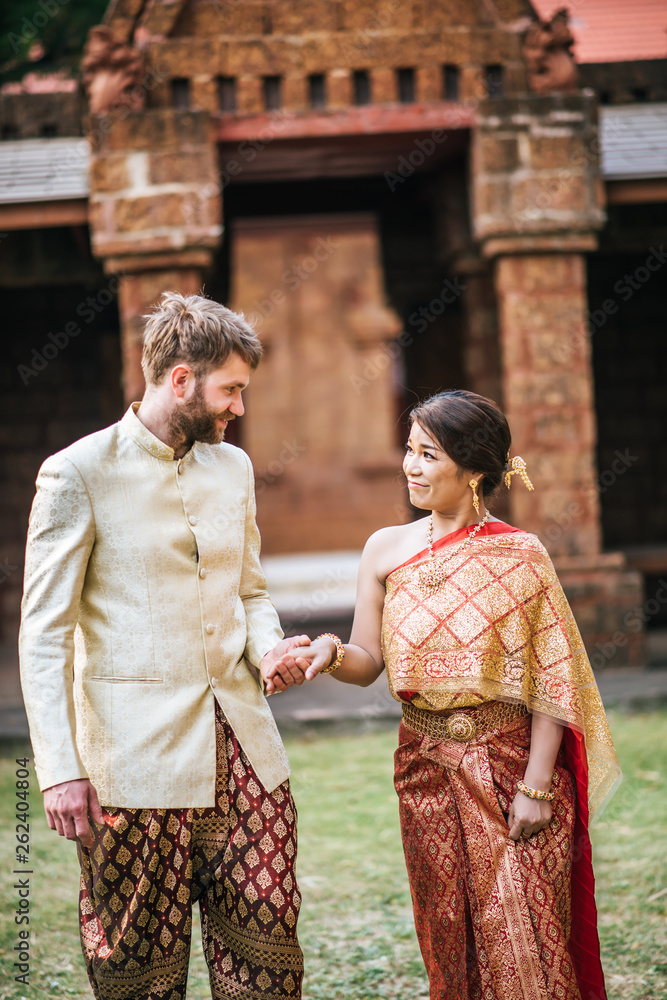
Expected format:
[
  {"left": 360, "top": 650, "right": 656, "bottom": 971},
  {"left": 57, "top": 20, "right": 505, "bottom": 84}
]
[{"left": 409, "top": 390, "right": 511, "bottom": 497}]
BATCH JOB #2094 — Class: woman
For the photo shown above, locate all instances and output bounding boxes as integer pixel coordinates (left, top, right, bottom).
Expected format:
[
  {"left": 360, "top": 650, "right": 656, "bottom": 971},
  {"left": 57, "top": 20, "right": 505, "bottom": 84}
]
[{"left": 281, "top": 390, "right": 620, "bottom": 1000}]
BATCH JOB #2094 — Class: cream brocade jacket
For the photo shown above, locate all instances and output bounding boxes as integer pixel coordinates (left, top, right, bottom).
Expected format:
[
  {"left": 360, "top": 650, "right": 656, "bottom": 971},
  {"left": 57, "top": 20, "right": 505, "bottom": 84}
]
[{"left": 19, "top": 404, "right": 290, "bottom": 808}]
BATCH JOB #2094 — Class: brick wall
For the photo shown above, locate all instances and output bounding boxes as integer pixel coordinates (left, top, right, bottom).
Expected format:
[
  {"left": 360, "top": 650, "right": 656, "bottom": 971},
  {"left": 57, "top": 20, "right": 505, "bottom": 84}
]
[
  {"left": 556, "top": 555, "right": 645, "bottom": 669},
  {"left": 88, "top": 108, "right": 221, "bottom": 261},
  {"left": 472, "top": 92, "right": 605, "bottom": 251},
  {"left": 122, "top": 0, "right": 533, "bottom": 116},
  {"left": 0, "top": 91, "right": 83, "bottom": 140},
  {"left": 494, "top": 252, "right": 602, "bottom": 556}
]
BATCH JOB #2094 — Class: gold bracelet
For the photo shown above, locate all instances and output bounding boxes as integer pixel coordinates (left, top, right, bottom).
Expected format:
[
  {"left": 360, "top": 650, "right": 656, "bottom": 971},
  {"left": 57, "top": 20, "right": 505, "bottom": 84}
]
[
  {"left": 517, "top": 779, "right": 555, "bottom": 802},
  {"left": 316, "top": 633, "right": 345, "bottom": 674}
]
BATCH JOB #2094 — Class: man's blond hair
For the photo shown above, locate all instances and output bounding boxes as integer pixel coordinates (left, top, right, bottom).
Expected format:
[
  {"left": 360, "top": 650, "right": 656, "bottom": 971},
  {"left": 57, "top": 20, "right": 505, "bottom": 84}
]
[{"left": 141, "top": 292, "right": 263, "bottom": 385}]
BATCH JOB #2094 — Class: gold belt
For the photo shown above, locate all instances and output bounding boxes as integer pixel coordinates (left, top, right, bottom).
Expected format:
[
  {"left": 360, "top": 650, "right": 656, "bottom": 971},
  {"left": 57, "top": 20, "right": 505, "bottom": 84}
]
[{"left": 401, "top": 700, "right": 528, "bottom": 743}]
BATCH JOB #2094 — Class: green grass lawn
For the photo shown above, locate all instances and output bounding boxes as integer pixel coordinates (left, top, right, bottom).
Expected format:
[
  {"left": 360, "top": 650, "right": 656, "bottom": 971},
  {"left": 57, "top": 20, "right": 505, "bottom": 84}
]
[{"left": 0, "top": 710, "right": 665, "bottom": 1000}]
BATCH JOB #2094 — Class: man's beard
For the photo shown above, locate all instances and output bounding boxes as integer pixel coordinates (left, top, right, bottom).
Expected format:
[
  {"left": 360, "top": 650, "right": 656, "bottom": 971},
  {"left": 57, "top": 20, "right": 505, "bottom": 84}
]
[{"left": 168, "top": 381, "right": 234, "bottom": 449}]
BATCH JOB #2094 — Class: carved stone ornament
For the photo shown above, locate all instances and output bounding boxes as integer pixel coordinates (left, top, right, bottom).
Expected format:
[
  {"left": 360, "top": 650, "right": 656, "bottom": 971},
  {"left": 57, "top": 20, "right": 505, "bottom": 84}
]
[
  {"left": 81, "top": 26, "right": 146, "bottom": 115},
  {"left": 523, "top": 8, "right": 579, "bottom": 94}
]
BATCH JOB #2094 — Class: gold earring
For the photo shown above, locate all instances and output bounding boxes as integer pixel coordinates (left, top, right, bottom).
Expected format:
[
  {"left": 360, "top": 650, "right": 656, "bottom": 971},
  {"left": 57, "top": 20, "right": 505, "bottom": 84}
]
[
  {"left": 469, "top": 479, "right": 480, "bottom": 517},
  {"left": 505, "top": 457, "right": 534, "bottom": 492}
]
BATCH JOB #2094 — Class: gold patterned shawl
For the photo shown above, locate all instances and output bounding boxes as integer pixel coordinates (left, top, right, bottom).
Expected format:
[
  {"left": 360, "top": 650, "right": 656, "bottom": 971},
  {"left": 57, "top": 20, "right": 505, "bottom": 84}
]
[{"left": 381, "top": 524, "right": 621, "bottom": 818}]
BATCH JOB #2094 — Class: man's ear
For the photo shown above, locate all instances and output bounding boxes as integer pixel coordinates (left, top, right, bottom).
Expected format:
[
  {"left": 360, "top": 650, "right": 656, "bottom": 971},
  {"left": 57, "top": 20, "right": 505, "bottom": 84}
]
[{"left": 170, "top": 364, "right": 195, "bottom": 399}]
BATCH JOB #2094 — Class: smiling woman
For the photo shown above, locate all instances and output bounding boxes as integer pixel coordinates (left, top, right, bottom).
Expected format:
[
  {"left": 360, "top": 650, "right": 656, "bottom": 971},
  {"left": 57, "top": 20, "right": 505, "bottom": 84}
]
[{"left": 281, "top": 389, "right": 621, "bottom": 1000}]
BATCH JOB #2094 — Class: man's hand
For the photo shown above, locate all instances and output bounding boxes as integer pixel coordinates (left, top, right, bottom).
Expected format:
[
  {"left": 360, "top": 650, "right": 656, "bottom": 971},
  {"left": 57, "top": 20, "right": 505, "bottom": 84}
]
[
  {"left": 263, "top": 636, "right": 340, "bottom": 693},
  {"left": 259, "top": 635, "right": 312, "bottom": 695},
  {"left": 43, "top": 779, "right": 104, "bottom": 849}
]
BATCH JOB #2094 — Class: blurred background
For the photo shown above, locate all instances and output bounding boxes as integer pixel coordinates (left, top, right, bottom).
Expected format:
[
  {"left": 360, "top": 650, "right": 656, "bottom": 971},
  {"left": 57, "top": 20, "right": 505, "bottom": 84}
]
[
  {"left": 1, "top": 0, "right": 667, "bottom": 728},
  {"left": 1, "top": 6, "right": 667, "bottom": 999}
]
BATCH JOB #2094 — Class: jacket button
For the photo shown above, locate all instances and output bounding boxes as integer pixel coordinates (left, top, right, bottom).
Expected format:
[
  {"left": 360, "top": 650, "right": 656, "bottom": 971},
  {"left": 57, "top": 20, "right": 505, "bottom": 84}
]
[
  {"left": 188, "top": 515, "right": 198, "bottom": 526},
  {"left": 199, "top": 567, "right": 207, "bottom": 579},
  {"left": 210, "top": 676, "right": 218, "bottom": 688},
  {"left": 206, "top": 623, "right": 215, "bottom": 635},
  {"left": 177, "top": 463, "right": 184, "bottom": 475}
]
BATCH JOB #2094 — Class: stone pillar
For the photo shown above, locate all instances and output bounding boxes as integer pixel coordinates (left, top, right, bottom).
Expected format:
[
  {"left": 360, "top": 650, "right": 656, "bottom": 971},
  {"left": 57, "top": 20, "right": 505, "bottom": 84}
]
[
  {"left": 494, "top": 252, "right": 600, "bottom": 555},
  {"left": 458, "top": 261, "right": 508, "bottom": 522},
  {"left": 471, "top": 93, "right": 645, "bottom": 667},
  {"left": 87, "top": 109, "right": 222, "bottom": 404},
  {"left": 460, "top": 263, "right": 503, "bottom": 406},
  {"left": 116, "top": 266, "right": 205, "bottom": 405}
]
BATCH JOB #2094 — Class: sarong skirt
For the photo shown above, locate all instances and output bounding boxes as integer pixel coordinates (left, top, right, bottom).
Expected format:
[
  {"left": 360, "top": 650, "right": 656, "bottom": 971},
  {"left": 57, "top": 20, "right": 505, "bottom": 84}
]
[
  {"left": 77, "top": 703, "right": 303, "bottom": 1000},
  {"left": 394, "top": 704, "right": 582, "bottom": 1000}
]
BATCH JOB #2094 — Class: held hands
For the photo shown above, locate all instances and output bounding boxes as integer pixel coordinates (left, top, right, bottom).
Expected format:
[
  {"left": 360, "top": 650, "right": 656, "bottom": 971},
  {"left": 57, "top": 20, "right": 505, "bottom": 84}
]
[
  {"left": 43, "top": 778, "right": 104, "bottom": 849},
  {"left": 259, "top": 634, "right": 311, "bottom": 695},
  {"left": 259, "top": 635, "right": 335, "bottom": 695},
  {"left": 507, "top": 791, "right": 553, "bottom": 841}
]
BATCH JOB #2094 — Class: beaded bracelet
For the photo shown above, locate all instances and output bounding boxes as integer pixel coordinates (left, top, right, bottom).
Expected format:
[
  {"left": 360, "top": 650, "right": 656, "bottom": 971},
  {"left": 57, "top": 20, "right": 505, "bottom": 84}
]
[
  {"left": 517, "top": 779, "right": 555, "bottom": 802},
  {"left": 316, "top": 633, "right": 345, "bottom": 674}
]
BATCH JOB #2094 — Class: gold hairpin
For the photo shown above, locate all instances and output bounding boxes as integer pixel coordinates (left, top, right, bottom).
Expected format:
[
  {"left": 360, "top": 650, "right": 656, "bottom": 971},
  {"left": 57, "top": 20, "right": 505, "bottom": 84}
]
[{"left": 505, "top": 456, "right": 534, "bottom": 491}]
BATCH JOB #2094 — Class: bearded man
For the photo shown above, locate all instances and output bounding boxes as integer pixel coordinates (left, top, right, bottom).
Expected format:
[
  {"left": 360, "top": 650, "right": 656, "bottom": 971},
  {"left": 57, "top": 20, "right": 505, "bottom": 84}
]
[{"left": 19, "top": 292, "right": 308, "bottom": 1000}]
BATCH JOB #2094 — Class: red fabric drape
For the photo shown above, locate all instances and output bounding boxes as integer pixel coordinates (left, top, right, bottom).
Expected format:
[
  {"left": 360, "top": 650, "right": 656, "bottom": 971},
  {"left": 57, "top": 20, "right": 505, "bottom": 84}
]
[{"left": 564, "top": 727, "right": 607, "bottom": 1000}]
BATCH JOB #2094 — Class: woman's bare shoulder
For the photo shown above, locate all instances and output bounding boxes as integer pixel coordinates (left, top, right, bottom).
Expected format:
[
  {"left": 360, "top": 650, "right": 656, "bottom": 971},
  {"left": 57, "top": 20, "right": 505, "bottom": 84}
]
[
  {"left": 363, "top": 519, "right": 429, "bottom": 583},
  {"left": 364, "top": 519, "right": 425, "bottom": 549}
]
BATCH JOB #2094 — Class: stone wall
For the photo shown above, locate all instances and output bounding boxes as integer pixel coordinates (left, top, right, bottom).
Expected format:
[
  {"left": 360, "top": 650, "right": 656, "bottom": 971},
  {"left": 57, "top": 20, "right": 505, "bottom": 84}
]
[
  {"left": 579, "top": 59, "right": 667, "bottom": 105},
  {"left": 556, "top": 555, "right": 646, "bottom": 669},
  {"left": 0, "top": 229, "right": 122, "bottom": 645},
  {"left": 0, "top": 91, "right": 83, "bottom": 140}
]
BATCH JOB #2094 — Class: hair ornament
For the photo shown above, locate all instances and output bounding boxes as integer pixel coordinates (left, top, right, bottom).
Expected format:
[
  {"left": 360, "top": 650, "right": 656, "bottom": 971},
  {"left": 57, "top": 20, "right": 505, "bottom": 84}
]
[{"left": 505, "top": 456, "right": 534, "bottom": 491}]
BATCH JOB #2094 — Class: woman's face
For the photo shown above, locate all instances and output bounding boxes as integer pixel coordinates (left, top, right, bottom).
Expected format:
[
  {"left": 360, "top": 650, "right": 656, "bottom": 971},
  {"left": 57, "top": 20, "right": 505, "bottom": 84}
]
[{"left": 403, "top": 420, "right": 478, "bottom": 514}]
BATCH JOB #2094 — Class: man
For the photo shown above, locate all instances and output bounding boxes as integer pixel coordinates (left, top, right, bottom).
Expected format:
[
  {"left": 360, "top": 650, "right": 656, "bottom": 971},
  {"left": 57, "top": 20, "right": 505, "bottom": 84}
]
[{"left": 19, "top": 292, "right": 309, "bottom": 1000}]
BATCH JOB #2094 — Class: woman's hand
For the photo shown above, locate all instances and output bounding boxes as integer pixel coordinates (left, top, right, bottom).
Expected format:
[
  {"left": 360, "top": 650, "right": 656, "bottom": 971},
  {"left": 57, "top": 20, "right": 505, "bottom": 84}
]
[
  {"left": 260, "top": 636, "right": 338, "bottom": 694},
  {"left": 507, "top": 791, "right": 553, "bottom": 841},
  {"left": 276, "top": 637, "right": 337, "bottom": 682},
  {"left": 507, "top": 711, "right": 563, "bottom": 840}
]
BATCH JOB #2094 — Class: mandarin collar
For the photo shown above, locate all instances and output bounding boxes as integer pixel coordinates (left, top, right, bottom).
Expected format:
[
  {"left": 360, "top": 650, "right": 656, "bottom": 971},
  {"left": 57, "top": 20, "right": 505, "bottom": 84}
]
[{"left": 120, "top": 402, "right": 177, "bottom": 461}]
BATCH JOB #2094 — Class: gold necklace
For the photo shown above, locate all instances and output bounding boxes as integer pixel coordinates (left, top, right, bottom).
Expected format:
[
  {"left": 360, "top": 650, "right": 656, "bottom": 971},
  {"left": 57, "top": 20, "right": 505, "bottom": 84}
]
[{"left": 419, "top": 510, "right": 490, "bottom": 592}]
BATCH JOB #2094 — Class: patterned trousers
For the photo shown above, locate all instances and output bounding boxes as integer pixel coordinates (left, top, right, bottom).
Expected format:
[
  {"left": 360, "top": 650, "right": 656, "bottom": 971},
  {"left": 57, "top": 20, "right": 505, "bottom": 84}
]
[
  {"left": 77, "top": 704, "right": 304, "bottom": 1000},
  {"left": 394, "top": 702, "right": 581, "bottom": 1000}
]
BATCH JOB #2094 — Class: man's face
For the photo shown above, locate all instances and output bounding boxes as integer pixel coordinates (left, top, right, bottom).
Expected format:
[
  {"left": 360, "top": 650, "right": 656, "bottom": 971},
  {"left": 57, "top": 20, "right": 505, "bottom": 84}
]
[{"left": 169, "top": 354, "right": 251, "bottom": 447}]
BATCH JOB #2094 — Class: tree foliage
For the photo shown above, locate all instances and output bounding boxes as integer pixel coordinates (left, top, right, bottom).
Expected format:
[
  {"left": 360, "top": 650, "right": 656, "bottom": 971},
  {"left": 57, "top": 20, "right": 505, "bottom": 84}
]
[{"left": 0, "top": 0, "right": 109, "bottom": 85}]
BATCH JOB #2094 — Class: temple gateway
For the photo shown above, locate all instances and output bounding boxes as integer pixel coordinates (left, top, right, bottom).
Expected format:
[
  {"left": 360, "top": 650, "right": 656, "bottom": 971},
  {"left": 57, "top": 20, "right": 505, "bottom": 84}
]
[{"left": 2, "top": 0, "right": 667, "bottom": 670}]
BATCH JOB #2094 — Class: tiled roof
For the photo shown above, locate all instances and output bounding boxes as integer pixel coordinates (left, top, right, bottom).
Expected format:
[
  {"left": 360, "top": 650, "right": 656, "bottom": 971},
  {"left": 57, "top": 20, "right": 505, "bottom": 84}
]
[
  {"left": 0, "top": 138, "right": 89, "bottom": 204},
  {"left": 600, "top": 103, "right": 667, "bottom": 180},
  {"left": 531, "top": 0, "right": 667, "bottom": 63}
]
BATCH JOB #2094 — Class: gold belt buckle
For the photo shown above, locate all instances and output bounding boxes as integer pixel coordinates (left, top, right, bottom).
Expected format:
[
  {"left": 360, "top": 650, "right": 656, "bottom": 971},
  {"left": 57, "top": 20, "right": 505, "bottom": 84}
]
[{"left": 445, "top": 714, "right": 477, "bottom": 742}]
